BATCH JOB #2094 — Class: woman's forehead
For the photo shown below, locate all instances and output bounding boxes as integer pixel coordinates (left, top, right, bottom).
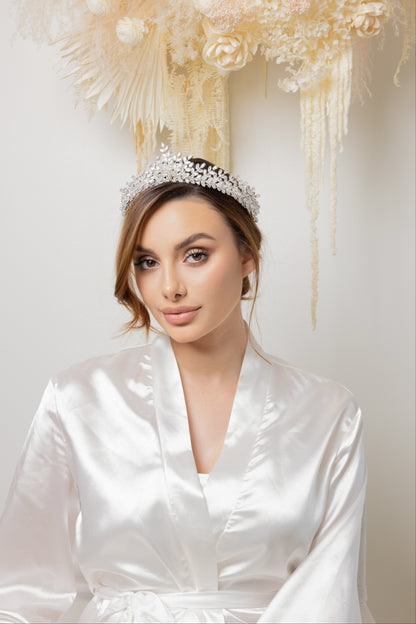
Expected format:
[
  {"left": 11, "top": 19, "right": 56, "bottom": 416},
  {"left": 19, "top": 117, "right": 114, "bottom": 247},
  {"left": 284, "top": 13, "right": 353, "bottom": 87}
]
[{"left": 137, "top": 197, "right": 231, "bottom": 246}]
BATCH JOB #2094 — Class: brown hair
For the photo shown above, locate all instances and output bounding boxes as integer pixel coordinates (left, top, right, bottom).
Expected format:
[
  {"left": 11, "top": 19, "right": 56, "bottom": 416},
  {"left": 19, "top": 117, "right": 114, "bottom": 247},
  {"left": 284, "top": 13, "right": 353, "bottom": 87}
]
[{"left": 114, "top": 159, "right": 263, "bottom": 335}]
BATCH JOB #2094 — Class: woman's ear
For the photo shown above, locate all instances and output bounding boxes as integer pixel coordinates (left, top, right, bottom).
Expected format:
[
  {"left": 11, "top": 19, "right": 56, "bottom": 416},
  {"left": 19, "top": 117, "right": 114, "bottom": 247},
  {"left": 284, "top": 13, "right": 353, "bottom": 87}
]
[{"left": 241, "top": 247, "right": 255, "bottom": 278}]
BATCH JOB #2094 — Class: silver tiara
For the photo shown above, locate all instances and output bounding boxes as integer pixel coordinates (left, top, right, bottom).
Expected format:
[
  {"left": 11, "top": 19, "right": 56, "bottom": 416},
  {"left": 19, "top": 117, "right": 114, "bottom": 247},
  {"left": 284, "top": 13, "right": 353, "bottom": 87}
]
[{"left": 120, "top": 146, "right": 260, "bottom": 221}]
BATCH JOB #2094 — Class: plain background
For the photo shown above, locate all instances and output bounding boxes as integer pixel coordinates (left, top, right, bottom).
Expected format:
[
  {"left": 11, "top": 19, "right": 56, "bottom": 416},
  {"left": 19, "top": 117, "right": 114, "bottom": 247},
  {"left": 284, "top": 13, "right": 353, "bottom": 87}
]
[{"left": 0, "top": 5, "right": 414, "bottom": 623}]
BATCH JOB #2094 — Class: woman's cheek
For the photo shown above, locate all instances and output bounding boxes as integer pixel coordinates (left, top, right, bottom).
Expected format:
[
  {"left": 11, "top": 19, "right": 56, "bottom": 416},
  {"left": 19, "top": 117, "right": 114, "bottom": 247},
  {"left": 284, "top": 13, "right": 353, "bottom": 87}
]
[
  {"left": 199, "top": 256, "right": 243, "bottom": 297},
  {"left": 188, "top": 266, "right": 222, "bottom": 297},
  {"left": 135, "top": 274, "right": 154, "bottom": 307}
]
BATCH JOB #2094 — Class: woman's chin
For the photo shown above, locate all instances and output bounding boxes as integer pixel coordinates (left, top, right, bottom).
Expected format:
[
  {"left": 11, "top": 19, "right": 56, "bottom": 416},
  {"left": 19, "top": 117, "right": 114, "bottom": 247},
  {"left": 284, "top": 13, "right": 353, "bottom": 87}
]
[
  {"left": 159, "top": 317, "right": 224, "bottom": 346},
  {"left": 163, "top": 325, "right": 204, "bottom": 345},
  {"left": 151, "top": 315, "right": 199, "bottom": 342}
]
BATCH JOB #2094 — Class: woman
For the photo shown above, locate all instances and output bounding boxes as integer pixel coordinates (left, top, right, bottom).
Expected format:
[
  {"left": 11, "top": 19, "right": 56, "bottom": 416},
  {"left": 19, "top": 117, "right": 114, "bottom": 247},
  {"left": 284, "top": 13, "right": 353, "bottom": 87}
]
[{"left": 0, "top": 148, "right": 373, "bottom": 623}]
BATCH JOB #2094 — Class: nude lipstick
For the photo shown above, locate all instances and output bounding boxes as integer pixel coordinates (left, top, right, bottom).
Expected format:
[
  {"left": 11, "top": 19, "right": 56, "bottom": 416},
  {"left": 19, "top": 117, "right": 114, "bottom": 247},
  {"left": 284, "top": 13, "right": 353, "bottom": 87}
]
[{"left": 161, "top": 306, "right": 201, "bottom": 325}]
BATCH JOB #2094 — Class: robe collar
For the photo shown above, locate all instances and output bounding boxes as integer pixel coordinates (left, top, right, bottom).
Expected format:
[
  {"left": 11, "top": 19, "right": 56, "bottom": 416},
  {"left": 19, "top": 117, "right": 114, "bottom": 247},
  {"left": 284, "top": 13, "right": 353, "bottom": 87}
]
[{"left": 151, "top": 331, "right": 272, "bottom": 589}]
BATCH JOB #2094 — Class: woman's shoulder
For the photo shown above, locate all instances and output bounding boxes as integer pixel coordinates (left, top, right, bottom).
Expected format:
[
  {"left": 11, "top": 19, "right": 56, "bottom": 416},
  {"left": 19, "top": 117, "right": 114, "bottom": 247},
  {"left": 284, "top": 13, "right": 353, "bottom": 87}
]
[
  {"left": 268, "top": 350, "right": 354, "bottom": 391},
  {"left": 260, "top": 347, "right": 360, "bottom": 428},
  {"left": 51, "top": 342, "right": 152, "bottom": 397}
]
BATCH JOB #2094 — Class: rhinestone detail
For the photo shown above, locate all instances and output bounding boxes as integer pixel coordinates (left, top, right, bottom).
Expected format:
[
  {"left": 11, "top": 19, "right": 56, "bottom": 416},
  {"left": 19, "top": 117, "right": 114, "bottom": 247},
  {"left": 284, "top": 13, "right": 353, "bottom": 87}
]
[{"left": 120, "top": 145, "right": 260, "bottom": 221}]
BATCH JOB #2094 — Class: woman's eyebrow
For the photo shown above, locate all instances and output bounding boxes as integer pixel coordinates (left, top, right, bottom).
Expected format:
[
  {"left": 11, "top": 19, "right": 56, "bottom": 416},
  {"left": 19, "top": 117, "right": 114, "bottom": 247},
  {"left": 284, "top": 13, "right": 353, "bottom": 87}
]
[
  {"left": 174, "top": 233, "right": 216, "bottom": 251},
  {"left": 135, "top": 233, "right": 216, "bottom": 255}
]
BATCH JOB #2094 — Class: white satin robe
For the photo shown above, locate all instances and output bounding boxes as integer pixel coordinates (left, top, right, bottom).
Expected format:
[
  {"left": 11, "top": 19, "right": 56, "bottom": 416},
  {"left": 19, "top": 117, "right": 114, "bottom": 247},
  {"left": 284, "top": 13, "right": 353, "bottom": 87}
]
[{"left": 0, "top": 334, "right": 373, "bottom": 623}]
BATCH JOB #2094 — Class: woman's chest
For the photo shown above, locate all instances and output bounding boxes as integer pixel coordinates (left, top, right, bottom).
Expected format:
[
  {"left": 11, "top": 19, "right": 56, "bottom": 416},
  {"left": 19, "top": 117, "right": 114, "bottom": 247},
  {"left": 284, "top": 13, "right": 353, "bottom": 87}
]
[{"left": 65, "top": 405, "right": 329, "bottom": 585}]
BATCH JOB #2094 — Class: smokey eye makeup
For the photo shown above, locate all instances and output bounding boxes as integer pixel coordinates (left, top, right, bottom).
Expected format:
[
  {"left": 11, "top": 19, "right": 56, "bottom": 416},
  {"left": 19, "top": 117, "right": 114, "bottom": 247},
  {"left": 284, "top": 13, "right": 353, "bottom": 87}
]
[
  {"left": 133, "top": 247, "right": 210, "bottom": 270},
  {"left": 133, "top": 257, "right": 158, "bottom": 270},
  {"left": 184, "top": 248, "right": 209, "bottom": 264}
]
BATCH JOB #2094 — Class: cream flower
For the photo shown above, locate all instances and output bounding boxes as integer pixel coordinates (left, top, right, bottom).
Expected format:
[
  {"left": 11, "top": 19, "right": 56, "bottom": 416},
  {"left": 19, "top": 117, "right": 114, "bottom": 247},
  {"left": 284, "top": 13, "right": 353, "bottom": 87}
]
[
  {"left": 282, "top": 0, "right": 311, "bottom": 15},
  {"left": 116, "top": 17, "right": 149, "bottom": 46},
  {"left": 202, "top": 18, "right": 257, "bottom": 72},
  {"left": 352, "top": 1, "right": 392, "bottom": 37},
  {"left": 86, "top": 0, "right": 111, "bottom": 17}
]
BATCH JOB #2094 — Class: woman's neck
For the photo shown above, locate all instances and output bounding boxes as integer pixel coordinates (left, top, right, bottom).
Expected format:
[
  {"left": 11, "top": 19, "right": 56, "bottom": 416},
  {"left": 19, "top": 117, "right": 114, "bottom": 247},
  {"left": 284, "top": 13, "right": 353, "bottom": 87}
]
[{"left": 170, "top": 313, "right": 248, "bottom": 382}]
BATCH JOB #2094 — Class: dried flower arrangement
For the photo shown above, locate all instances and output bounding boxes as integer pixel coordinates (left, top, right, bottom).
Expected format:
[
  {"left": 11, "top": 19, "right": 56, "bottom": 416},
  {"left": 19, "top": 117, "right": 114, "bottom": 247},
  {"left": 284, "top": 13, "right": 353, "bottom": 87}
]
[{"left": 14, "top": 0, "right": 414, "bottom": 327}]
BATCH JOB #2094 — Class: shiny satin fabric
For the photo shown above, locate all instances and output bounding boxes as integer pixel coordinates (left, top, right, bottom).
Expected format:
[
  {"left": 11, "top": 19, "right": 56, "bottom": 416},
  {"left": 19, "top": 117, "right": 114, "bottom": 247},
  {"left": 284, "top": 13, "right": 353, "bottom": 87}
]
[{"left": 0, "top": 334, "right": 374, "bottom": 623}]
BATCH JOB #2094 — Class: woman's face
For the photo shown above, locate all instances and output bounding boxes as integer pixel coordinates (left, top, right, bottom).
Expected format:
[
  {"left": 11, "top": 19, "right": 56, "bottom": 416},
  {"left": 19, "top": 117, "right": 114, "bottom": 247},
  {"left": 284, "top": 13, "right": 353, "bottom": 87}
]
[{"left": 133, "top": 196, "right": 254, "bottom": 344}]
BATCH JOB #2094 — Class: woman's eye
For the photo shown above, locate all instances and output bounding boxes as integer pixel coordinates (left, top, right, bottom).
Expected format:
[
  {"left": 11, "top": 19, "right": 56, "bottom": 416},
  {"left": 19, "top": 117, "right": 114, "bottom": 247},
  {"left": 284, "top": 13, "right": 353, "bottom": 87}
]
[
  {"left": 134, "top": 257, "right": 158, "bottom": 270},
  {"left": 185, "top": 250, "right": 208, "bottom": 264}
]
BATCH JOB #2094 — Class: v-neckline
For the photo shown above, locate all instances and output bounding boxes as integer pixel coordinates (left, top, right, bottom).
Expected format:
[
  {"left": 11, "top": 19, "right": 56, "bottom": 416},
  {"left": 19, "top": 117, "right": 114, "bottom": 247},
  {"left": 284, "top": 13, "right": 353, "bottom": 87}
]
[
  {"left": 151, "top": 332, "right": 271, "bottom": 587},
  {"left": 173, "top": 337, "right": 248, "bottom": 477}
]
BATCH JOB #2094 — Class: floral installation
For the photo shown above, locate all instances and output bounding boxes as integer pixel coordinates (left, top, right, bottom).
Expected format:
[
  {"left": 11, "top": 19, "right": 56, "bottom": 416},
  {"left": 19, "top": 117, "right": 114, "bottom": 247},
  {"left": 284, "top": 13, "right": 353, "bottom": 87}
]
[{"left": 14, "top": 0, "right": 414, "bottom": 328}]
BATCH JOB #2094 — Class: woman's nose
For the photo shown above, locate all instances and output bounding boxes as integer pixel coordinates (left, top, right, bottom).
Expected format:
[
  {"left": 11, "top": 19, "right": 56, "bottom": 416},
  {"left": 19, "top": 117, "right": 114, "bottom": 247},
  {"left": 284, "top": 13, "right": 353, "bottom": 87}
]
[{"left": 161, "top": 267, "right": 186, "bottom": 300}]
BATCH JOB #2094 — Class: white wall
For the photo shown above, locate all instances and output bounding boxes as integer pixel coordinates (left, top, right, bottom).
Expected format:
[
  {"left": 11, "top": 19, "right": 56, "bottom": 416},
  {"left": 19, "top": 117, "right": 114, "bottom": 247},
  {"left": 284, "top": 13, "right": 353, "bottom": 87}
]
[{"left": 0, "top": 6, "right": 414, "bottom": 623}]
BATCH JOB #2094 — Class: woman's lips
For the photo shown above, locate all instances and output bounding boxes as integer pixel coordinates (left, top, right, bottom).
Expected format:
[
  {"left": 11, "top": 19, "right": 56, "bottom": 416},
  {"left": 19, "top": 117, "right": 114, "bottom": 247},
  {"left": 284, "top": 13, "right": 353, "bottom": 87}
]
[{"left": 161, "top": 306, "right": 201, "bottom": 325}]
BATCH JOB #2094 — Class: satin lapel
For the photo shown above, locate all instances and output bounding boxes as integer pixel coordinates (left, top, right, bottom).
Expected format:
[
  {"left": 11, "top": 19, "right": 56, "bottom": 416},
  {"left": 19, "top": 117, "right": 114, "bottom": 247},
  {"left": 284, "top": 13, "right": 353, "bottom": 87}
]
[
  {"left": 203, "top": 337, "right": 272, "bottom": 539},
  {"left": 151, "top": 334, "right": 218, "bottom": 590}
]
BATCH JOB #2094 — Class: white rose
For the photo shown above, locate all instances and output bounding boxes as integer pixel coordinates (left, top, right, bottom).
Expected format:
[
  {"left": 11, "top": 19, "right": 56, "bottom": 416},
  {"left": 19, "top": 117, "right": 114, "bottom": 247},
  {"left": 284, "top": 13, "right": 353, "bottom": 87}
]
[
  {"left": 352, "top": 1, "right": 392, "bottom": 37},
  {"left": 116, "top": 17, "right": 149, "bottom": 46},
  {"left": 202, "top": 18, "right": 257, "bottom": 72},
  {"left": 86, "top": 0, "right": 111, "bottom": 17}
]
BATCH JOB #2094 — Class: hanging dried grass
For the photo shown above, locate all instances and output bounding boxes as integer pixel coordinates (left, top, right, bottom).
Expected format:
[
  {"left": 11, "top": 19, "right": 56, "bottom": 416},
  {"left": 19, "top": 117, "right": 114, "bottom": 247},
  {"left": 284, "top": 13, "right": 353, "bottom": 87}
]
[{"left": 394, "top": 0, "right": 415, "bottom": 86}]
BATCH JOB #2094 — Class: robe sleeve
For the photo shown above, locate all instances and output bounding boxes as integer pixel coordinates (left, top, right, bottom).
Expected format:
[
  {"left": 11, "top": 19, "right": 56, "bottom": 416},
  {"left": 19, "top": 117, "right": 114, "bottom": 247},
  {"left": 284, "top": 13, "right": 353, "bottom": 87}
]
[
  {"left": 259, "top": 399, "right": 373, "bottom": 624},
  {"left": 0, "top": 380, "right": 79, "bottom": 623}
]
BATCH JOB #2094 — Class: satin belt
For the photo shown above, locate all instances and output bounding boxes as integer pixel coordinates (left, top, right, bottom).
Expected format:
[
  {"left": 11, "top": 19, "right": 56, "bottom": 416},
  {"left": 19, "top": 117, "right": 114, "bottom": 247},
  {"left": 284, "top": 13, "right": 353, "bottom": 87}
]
[{"left": 83, "top": 589, "right": 277, "bottom": 623}]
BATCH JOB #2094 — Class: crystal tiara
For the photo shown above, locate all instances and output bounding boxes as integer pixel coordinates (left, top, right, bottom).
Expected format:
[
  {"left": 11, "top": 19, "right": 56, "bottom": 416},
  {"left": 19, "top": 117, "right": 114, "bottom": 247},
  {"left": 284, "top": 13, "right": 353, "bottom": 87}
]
[{"left": 120, "top": 146, "right": 260, "bottom": 221}]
